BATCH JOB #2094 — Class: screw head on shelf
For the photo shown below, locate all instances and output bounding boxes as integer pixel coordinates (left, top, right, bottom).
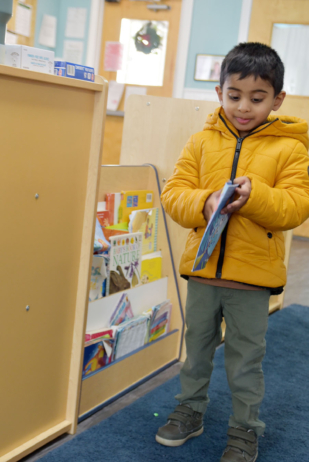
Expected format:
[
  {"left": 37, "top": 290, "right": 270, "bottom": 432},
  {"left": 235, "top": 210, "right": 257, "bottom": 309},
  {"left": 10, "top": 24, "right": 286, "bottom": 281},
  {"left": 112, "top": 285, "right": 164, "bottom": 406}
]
[
  {"left": 162, "top": 178, "right": 166, "bottom": 183},
  {"left": 35, "top": 194, "right": 39, "bottom": 199},
  {"left": 26, "top": 305, "right": 30, "bottom": 311},
  {"left": 195, "top": 107, "right": 200, "bottom": 111},
  {"left": 146, "top": 102, "right": 151, "bottom": 106}
]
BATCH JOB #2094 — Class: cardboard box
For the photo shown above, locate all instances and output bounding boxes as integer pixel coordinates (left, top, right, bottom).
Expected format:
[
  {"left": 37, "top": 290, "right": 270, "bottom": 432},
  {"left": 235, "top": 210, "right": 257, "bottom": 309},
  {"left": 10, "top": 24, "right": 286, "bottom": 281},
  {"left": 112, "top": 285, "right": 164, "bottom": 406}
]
[
  {"left": 54, "top": 61, "right": 95, "bottom": 82},
  {"left": 0, "top": 45, "right": 54, "bottom": 74}
]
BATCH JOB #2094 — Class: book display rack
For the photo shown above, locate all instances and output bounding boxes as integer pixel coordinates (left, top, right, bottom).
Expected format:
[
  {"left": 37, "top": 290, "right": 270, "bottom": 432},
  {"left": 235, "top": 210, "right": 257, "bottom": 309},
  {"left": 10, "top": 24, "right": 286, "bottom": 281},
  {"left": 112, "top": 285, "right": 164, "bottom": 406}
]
[{"left": 78, "top": 165, "right": 184, "bottom": 420}]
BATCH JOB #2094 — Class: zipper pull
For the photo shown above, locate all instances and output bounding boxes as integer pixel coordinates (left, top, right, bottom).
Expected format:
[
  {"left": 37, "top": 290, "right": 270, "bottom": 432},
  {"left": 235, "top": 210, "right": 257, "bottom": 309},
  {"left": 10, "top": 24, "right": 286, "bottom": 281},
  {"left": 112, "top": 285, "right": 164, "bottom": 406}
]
[{"left": 236, "top": 137, "right": 243, "bottom": 151}]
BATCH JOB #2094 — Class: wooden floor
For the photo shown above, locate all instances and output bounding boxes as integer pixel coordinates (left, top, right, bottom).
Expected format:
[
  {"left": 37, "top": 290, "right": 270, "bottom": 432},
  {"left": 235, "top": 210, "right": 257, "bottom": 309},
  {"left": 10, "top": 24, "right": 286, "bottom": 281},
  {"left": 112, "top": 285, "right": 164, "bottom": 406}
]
[{"left": 21, "top": 236, "right": 309, "bottom": 462}]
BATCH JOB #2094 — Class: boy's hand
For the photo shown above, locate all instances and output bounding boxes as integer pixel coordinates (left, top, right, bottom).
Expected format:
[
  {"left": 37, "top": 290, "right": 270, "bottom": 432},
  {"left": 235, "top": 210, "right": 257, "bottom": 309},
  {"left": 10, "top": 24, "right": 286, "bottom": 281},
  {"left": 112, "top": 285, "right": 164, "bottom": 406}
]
[
  {"left": 203, "top": 189, "right": 222, "bottom": 222},
  {"left": 221, "top": 176, "right": 252, "bottom": 214}
]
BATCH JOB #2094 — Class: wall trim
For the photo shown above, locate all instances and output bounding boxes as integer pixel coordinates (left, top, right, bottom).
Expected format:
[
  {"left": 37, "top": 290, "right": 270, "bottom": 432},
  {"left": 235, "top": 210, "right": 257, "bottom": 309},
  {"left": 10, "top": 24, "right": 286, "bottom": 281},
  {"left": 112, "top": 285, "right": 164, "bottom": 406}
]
[
  {"left": 183, "top": 87, "right": 219, "bottom": 102},
  {"left": 238, "top": 0, "right": 253, "bottom": 43},
  {"left": 172, "top": 0, "right": 194, "bottom": 98},
  {"left": 86, "top": 0, "right": 104, "bottom": 72}
]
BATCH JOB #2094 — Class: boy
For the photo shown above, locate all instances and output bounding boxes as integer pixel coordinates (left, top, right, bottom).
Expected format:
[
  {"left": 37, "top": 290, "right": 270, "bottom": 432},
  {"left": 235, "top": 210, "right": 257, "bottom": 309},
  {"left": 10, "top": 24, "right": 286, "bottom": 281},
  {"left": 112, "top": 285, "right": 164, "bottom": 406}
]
[{"left": 156, "top": 43, "right": 309, "bottom": 462}]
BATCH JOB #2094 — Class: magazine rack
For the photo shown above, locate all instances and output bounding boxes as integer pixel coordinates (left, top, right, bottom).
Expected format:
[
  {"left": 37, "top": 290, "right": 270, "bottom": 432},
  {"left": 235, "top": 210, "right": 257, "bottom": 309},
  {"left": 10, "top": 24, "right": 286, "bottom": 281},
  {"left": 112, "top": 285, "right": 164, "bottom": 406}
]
[
  {"left": 0, "top": 66, "right": 107, "bottom": 461},
  {"left": 120, "top": 95, "right": 294, "bottom": 338},
  {"left": 78, "top": 165, "right": 184, "bottom": 419}
]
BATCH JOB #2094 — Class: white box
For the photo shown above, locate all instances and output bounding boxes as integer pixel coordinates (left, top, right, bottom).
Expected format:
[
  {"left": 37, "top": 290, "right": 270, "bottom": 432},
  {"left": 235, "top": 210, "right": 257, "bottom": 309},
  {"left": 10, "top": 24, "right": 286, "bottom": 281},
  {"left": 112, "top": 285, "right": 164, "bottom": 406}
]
[{"left": 0, "top": 45, "right": 54, "bottom": 75}]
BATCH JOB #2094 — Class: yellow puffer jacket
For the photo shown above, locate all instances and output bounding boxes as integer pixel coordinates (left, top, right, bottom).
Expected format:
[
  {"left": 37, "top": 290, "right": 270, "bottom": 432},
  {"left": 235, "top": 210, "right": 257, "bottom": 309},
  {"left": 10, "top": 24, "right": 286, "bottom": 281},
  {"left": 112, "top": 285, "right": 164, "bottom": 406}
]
[{"left": 161, "top": 106, "right": 309, "bottom": 290}]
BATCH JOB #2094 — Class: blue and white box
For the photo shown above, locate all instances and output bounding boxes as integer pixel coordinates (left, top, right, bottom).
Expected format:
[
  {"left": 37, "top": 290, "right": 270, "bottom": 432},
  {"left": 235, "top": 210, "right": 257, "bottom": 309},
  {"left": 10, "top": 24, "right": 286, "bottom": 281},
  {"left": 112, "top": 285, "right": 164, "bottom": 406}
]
[{"left": 54, "top": 61, "right": 95, "bottom": 82}]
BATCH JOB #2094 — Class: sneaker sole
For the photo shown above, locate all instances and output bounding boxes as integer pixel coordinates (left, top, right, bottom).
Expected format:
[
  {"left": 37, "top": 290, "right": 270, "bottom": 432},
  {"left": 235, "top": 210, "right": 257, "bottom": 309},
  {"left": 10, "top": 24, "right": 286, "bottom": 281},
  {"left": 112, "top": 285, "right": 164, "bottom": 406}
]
[{"left": 155, "top": 426, "right": 204, "bottom": 447}]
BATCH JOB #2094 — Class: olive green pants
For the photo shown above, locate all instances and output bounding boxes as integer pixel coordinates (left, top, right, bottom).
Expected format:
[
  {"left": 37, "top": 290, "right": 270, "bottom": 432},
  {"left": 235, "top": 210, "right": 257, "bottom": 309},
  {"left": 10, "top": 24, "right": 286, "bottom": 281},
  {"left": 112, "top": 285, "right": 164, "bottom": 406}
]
[{"left": 176, "top": 279, "right": 271, "bottom": 436}]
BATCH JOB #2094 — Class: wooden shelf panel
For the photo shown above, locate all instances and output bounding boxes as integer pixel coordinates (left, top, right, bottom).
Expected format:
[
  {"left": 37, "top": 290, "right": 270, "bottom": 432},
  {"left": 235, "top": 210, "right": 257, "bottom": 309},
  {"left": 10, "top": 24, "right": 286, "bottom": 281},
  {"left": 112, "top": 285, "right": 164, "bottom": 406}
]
[{"left": 79, "top": 330, "right": 180, "bottom": 418}]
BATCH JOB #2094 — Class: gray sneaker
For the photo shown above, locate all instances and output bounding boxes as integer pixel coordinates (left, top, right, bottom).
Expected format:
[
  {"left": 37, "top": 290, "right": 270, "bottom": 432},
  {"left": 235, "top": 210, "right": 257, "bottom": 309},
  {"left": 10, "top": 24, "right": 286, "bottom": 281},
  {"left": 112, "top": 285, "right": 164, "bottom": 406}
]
[
  {"left": 155, "top": 403, "right": 203, "bottom": 447},
  {"left": 220, "top": 427, "right": 258, "bottom": 462}
]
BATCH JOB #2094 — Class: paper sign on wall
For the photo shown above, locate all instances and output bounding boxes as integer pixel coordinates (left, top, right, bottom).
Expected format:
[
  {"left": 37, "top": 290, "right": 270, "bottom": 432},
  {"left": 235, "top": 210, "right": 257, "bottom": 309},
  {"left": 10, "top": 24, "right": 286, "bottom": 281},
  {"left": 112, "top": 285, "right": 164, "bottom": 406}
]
[
  {"left": 15, "top": 2, "right": 32, "bottom": 37},
  {"left": 104, "top": 42, "right": 124, "bottom": 72},
  {"left": 63, "top": 40, "right": 84, "bottom": 65},
  {"left": 107, "top": 81, "right": 125, "bottom": 111},
  {"left": 5, "top": 30, "right": 18, "bottom": 45},
  {"left": 39, "top": 14, "right": 57, "bottom": 48},
  {"left": 65, "top": 8, "right": 87, "bottom": 39}
]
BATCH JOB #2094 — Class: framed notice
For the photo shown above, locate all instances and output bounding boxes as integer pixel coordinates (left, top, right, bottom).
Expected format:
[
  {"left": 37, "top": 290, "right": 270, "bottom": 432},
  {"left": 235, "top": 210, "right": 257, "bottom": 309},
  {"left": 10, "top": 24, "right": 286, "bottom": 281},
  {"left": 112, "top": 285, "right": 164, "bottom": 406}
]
[{"left": 194, "top": 54, "right": 225, "bottom": 82}]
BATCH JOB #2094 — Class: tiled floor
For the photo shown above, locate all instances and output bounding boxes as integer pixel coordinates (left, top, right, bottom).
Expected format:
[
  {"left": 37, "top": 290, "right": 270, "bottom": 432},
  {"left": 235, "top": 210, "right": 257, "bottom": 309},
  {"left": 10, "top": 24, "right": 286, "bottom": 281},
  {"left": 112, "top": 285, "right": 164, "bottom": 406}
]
[{"left": 21, "top": 237, "right": 309, "bottom": 461}]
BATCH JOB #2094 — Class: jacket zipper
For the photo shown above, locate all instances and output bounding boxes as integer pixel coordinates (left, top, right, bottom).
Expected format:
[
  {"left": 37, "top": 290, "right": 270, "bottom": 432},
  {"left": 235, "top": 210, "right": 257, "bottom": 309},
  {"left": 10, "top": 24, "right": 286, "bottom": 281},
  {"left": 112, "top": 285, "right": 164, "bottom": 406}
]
[{"left": 215, "top": 115, "right": 278, "bottom": 279}]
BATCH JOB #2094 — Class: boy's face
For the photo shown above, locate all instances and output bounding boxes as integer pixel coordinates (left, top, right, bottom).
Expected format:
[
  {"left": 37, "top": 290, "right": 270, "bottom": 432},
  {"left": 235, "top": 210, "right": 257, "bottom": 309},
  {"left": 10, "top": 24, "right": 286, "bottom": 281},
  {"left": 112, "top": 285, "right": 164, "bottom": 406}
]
[{"left": 215, "top": 74, "right": 286, "bottom": 137}]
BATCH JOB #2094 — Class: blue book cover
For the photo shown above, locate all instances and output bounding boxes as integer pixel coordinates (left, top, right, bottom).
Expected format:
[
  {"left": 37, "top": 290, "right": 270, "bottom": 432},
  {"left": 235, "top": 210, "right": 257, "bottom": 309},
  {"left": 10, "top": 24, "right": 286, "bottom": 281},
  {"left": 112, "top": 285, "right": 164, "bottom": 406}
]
[{"left": 192, "top": 181, "right": 239, "bottom": 272}]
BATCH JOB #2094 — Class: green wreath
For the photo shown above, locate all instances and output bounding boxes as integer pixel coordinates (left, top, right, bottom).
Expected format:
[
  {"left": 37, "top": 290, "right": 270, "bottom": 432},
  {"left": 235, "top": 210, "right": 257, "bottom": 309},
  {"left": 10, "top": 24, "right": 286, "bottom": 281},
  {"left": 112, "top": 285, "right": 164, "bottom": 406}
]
[{"left": 134, "top": 22, "right": 161, "bottom": 54}]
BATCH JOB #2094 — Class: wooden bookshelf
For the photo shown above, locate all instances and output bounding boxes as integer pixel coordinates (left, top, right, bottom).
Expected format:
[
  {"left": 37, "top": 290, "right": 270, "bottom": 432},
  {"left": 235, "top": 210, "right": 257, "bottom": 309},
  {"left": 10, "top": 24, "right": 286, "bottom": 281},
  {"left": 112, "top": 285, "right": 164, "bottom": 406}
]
[{"left": 0, "top": 65, "right": 107, "bottom": 461}]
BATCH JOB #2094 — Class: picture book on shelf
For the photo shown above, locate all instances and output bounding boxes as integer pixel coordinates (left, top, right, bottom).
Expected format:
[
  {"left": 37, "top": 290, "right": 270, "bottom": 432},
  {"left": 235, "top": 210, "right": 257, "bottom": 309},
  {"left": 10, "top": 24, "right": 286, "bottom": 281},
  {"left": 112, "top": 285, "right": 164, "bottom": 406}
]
[
  {"left": 141, "top": 251, "right": 162, "bottom": 284},
  {"left": 118, "top": 190, "right": 154, "bottom": 224},
  {"left": 129, "top": 207, "right": 158, "bottom": 255},
  {"left": 97, "top": 201, "right": 110, "bottom": 228},
  {"left": 192, "top": 181, "right": 239, "bottom": 272},
  {"left": 106, "top": 232, "right": 143, "bottom": 295},
  {"left": 105, "top": 192, "right": 121, "bottom": 226},
  {"left": 144, "top": 299, "right": 172, "bottom": 342},
  {"left": 85, "top": 326, "right": 117, "bottom": 343},
  {"left": 89, "top": 254, "right": 107, "bottom": 301},
  {"left": 82, "top": 335, "right": 116, "bottom": 379},
  {"left": 109, "top": 293, "right": 134, "bottom": 326},
  {"left": 113, "top": 314, "right": 149, "bottom": 360}
]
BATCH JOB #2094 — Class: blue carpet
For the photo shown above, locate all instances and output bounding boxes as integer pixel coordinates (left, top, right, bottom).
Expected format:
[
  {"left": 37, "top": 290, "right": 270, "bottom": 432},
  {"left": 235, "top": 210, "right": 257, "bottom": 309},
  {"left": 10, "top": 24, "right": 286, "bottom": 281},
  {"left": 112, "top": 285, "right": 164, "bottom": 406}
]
[{"left": 39, "top": 304, "right": 309, "bottom": 461}]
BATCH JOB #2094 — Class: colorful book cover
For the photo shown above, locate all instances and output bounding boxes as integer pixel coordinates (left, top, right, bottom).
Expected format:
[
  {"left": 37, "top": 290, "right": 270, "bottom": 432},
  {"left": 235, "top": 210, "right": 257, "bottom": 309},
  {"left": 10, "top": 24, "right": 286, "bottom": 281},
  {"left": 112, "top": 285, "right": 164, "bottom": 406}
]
[
  {"left": 113, "top": 314, "right": 149, "bottom": 360},
  {"left": 109, "top": 293, "right": 134, "bottom": 326},
  {"left": 82, "top": 336, "right": 116, "bottom": 379},
  {"left": 144, "top": 300, "right": 172, "bottom": 343},
  {"left": 129, "top": 207, "right": 158, "bottom": 255},
  {"left": 106, "top": 232, "right": 143, "bottom": 296},
  {"left": 85, "top": 326, "right": 116, "bottom": 343},
  {"left": 89, "top": 254, "right": 107, "bottom": 302},
  {"left": 105, "top": 192, "right": 121, "bottom": 226},
  {"left": 102, "top": 222, "right": 129, "bottom": 241},
  {"left": 192, "top": 181, "right": 239, "bottom": 272},
  {"left": 94, "top": 218, "right": 110, "bottom": 255},
  {"left": 118, "top": 190, "right": 154, "bottom": 224},
  {"left": 141, "top": 251, "right": 162, "bottom": 284}
]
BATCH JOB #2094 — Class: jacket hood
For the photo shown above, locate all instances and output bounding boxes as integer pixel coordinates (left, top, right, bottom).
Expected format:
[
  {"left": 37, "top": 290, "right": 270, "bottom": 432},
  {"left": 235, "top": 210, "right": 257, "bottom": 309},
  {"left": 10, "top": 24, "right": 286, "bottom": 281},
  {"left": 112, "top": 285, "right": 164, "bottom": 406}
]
[{"left": 203, "top": 106, "right": 309, "bottom": 150}]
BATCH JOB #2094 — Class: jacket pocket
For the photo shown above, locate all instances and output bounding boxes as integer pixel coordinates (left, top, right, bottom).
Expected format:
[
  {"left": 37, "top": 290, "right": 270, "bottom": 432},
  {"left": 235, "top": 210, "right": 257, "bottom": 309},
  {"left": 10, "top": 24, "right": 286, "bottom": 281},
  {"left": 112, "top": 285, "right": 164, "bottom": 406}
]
[{"left": 266, "top": 230, "right": 277, "bottom": 261}]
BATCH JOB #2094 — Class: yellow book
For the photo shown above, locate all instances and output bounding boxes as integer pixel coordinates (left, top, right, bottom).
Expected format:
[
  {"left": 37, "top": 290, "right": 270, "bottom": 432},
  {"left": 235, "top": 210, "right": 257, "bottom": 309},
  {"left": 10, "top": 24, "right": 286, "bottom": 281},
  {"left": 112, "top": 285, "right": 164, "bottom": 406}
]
[
  {"left": 118, "top": 190, "right": 154, "bottom": 224},
  {"left": 141, "top": 251, "right": 162, "bottom": 284},
  {"left": 129, "top": 207, "right": 159, "bottom": 255}
]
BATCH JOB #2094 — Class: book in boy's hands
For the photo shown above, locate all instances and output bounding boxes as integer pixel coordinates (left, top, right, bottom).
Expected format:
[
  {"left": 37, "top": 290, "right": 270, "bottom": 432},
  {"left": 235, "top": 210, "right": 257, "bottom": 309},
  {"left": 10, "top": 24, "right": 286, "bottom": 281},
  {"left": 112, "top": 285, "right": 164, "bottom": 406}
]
[
  {"left": 192, "top": 181, "right": 239, "bottom": 272},
  {"left": 106, "top": 232, "right": 143, "bottom": 295},
  {"left": 129, "top": 207, "right": 159, "bottom": 255}
]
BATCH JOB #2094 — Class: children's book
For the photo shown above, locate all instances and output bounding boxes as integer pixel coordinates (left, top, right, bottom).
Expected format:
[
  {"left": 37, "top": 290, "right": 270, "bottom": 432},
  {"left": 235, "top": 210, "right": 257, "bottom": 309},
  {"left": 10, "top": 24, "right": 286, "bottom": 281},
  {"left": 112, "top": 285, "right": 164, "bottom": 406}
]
[
  {"left": 129, "top": 207, "right": 159, "bottom": 255},
  {"left": 97, "top": 201, "right": 110, "bottom": 228},
  {"left": 94, "top": 218, "right": 111, "bottom": 255},
  {"left": 89, "top": 254, "right": 108, "bottom": 302},
  {"left": 106, "top": 232, "right": 143, "bottom": 295},
  {"left": 141, "top": 251, "right": 162, "bottom": 284},
  {"left": 105, "top": 192, "right": 121, "bottom": 226},
  {"left": 85, "top": 326, "right": 117, "bottom": 343},
  {"left": 82, "top": 335, "right": 116, "bottom": 379},
  {"left": 192, "top": 181, "right": 239, "bottom": 272},
  {"left": 113, "top": 314, "right": 149, "bottom": 360},
  {"left": 118, "top": 190, "right": 154, "bottom": 224},
  {"left": 102, "top": 222, "right": 129, "bottom": 241},
  {"left": 109, "top": 293, "right": 134, "bottom": 326},
  {"left": 144, "top": 300, "right": 172, "bottom": 343}
]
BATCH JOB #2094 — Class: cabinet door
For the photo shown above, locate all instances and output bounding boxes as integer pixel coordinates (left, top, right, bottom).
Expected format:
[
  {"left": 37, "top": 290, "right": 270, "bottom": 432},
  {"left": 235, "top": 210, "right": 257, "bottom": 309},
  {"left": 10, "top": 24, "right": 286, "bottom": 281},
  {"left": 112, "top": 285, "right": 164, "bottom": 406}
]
[{"left": 248, "top": 0, "right": 309, "bottom": 237}]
